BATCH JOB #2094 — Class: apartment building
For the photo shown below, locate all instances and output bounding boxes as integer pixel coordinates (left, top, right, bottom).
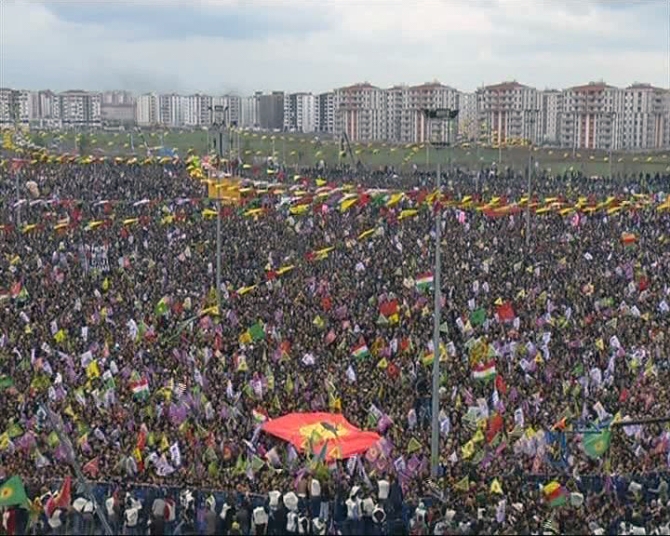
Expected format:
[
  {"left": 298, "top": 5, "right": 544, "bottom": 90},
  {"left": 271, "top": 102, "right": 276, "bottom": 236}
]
[
  {"left": 0, "top": 89, "right": 36, "bottom": 125},
  {"left": 477, "top": 81, "right": 542, "bottom": 145},
  {"left": 102, "top": 91, "right": 134, "bottom": 106},
  {"left": 59, "top": 90, "right": 102, "bottom": 127},
  {"left": 459, "top": 93, "right": 479, "bottom": 142},
  {"left": 403, "top": 82, "right": 461, "bottom": 144},
  {"left": 257, "top": 92, "right": 285, "bottom": 131},
  {"left": 283, "top": 93, "right": 316, "bottom": 133},
  {"left": 136, "top": 93, "right": 159, "bottom": 126},
  {"left": 334, "top": 83, "right": 388, "bottom": 142},
  {"left": 558, "top": 82, "right": 621, "bottom": 150},
  {"left": 315, "top": 92, "right": 335, "bottom": 134},
  {"left": 240, "top": 94, "right": 259, "bottom": 128},
  {"left": 620, "top": 84, "right": 667, "bottom": 150},
  {"left": 539, "top": 90, "right": 562, "bottom": 145}
]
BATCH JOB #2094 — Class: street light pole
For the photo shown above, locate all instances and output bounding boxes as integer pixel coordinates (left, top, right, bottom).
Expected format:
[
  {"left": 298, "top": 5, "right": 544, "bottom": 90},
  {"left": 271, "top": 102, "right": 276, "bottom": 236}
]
[
  {"left": 607, "top": 111, "right": 617, "bottom": 181},
  {"left": 422, "top": 107, "right": 459, "bottom": 479},
  {"left": 525, "top": 109, "right": 539, "bottom": 249},
  {"left": 212, "top": 106, "right": 227, "bottom": 310}
]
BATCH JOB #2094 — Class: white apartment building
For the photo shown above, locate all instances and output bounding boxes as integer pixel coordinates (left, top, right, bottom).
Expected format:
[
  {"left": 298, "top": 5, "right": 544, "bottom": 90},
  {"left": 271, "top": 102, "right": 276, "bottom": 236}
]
[
  {"left": 59, "top": 90, "right": 101, "bottom": 127},
  {"left": 284, "top": 93, "right": 316, "bottom": 133},
  {"left": 0, "top": 89, "right": 12, "bottom": 125},
  {"left": 136, "top": 93, "right": 159, "bottom": 126},
  {"left": 400, "top": 82, "right": 461, "bottom": 144},
  {"left": 0, "top": 89, "right": 37, "bottom": 125},
  {"left": 182, "top": 94, "right": 202, "bottom": 127},
  {"left": 539, "top": 90, "right": 562, "bottom": 145},
  {"left": 102, "top": 90, "right": 134, "bottom": 106},
  {"left": 558, "top": 82, "right": 622, "bottom": 150},
  {"left": 620, "top": 84, "right": 667, "bottom": 150},
  {"left": 334, "top": 83, "right": 388, "bottom": 142},
  {"left": 459, "top": 92, "right": 479, "bottom": 142},
  {"left": 158, "top": 94, "right": 183, "bottom": 127},
  {"left": 384, "top": 86, "right": 405, "bottom": 142},
  {"left": 208, "top": 95, "right": 242, "bottom": 127},
  {"left": 315, "top": 92, "right": 335, "bottom": 134},
  {"left": 477, "top": 82, "right": 542, "bottom": 145},
  {"left": 240, "top": 95, "right": 259, "bottom": 128}
]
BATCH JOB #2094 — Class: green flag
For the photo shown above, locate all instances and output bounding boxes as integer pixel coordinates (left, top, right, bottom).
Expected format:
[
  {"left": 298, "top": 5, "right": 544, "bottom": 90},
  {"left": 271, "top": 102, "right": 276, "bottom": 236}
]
[
  {"left": 0, "top": 476, "right": 29, "bottom": 508},
  {"left": 0, "top": 375, "right": 14, "bottom": 390},
  {"left": 155, "top": 297, "right": 169, "bottom": 316},
  {"left": 470, "top": 308, "right": 486, "bottom": 326},
  {"left": 248, "top": 322, "right": 265, "bottom": 342},
  {"left": 583, "top": 428, "right": 611, "bottom": 458}
]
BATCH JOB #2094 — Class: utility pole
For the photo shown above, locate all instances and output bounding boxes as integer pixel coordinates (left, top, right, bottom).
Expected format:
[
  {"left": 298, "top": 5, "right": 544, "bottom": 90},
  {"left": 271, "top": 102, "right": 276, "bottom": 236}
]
[
  {"left": 607, "top": 111, "right": 617, "bottom": 181},
  {"left": 524, "top": 109, "right": 539, "bottom": 249},
  {"left": 421, "top": 107, "right": 459, "bottom": 479},
  {"left": 212, "top": 105, "right": 228, "bottom": 310},
  {"left": 40, "top": 404, "right": 113, "bottom": 536}
]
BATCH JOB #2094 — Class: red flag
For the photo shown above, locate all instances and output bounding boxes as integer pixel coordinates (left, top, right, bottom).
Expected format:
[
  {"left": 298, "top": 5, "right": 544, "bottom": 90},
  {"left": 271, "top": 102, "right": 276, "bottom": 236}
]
[
  {"left": 496, "top": 302, "right": 515, "bottom": 323},
  {"left": 379, "top": 300, "right": 399, "bottom": 318},
  {"left": 494, "top": 374, "right": 507, "bottom": 395},
  {"left": 45, "top": 476, "right": 72, "bottom": 517},
  {"left": 387, "top": 362, "right": 400, "bottom": 380},
  {"left": 136, "top": 426, "right": 147, "bottom": 451},
  {"left": 325, "top": 330, "right": 336, "bottom": 346},
  {"left": 486, "top": 414, "right": 504, "bottom": 444},
  {"left": 83, "top": 457, "right": 99, "bottom": 478}
]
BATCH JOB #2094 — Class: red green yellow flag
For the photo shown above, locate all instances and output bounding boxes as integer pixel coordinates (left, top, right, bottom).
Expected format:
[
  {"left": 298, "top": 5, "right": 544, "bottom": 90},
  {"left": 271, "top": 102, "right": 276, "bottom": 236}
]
[{"left": 0, "top": 476, "right": 29, "bottom": 508}]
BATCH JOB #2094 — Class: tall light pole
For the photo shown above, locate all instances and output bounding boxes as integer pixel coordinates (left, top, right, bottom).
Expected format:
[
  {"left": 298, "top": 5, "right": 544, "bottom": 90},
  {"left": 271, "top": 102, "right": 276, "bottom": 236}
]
[
  {"left": 421, "top": 107, "right": 459, "bottom": 479},
  {"left": 606, "top": 111, "right": 617, "bottom": 181},
  {"left": 524, "top": 109, "right": 539, "bottom": 249},
  {"left": 212, "top": 105, "right": 228, "bottom": 310}
]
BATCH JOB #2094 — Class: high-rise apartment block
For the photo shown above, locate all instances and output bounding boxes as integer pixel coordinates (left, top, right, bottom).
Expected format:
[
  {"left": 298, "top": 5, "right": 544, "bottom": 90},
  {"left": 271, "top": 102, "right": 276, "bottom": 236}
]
[{"left": 1, "top": 80, "right": 668, "bottom": 150}]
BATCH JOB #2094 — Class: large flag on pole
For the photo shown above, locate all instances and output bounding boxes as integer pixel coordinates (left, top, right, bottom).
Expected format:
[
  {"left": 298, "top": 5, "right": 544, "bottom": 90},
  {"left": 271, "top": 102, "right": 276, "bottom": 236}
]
[{"left": 261, "top": 412, "right": 380, "bottom": 461}]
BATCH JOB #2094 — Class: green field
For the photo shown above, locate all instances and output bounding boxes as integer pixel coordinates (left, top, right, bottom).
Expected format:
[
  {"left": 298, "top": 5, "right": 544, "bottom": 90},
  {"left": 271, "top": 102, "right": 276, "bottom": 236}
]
[{"left": 26, "top": 129, "right": 670, "bottom": 176}]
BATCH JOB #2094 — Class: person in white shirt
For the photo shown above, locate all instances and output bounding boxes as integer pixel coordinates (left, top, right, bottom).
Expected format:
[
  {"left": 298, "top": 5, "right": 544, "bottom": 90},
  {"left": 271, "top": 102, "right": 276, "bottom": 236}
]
[
  {"left": 344, "top": 486, "right": 363, "bottom": 536},
  {"left": 252, "top": 505, "right": 269, "bottom": 536},
  {"left": 284, "top": 492, "right": 299, "bottom": 536},
  {"left": 310, "top": 476, "right": 321, "bottom": 519}
]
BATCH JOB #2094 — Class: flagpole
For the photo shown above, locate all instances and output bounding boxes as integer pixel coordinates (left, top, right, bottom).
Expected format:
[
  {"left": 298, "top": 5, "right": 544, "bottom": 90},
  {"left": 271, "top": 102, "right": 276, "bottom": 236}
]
[
  {"left": 40, "top": 403, "right": 114, "bottom": 536},
  {"left": 430, "top": 157, "right": 442, "bottom": 478},
  {"left": 422, "top": 107, "right": 459, "bottom": 479}
]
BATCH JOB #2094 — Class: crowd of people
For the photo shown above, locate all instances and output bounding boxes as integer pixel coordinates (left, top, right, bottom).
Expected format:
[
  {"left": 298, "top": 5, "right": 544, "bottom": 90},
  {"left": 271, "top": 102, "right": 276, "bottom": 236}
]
[{"left": 1, "top": 154, "right": 670, "bottom": 535}]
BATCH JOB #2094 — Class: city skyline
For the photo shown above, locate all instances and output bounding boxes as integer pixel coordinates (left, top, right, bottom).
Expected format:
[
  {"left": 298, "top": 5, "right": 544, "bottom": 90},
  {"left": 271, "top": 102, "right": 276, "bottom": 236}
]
[
  {"left": 2, "top": 80, "right": 669, "bottom": 152},
  {"left": 1, "top": 0, "right": 669, "bottom": 94}
]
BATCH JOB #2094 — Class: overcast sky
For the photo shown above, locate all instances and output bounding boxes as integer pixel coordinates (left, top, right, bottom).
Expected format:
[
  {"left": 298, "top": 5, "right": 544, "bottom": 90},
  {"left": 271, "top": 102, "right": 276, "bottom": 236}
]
[{"left": 1, "top": 0, "right": 668, "bottom": 95}]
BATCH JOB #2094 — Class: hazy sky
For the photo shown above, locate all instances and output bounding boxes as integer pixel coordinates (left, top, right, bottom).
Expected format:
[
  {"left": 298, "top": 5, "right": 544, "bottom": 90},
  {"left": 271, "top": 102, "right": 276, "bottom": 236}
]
[{"left": 1, "top": 0, "right": 669, "bottom": 94}]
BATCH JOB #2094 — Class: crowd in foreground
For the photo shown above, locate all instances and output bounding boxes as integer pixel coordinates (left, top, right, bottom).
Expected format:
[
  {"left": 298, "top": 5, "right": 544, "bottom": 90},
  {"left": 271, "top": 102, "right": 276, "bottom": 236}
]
[{"left": 1, "top": 156, "right": 670, "bottom": 534}]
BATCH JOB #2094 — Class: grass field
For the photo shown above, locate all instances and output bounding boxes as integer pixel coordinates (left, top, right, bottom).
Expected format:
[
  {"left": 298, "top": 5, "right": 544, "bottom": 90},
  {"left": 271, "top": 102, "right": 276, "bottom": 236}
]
[{"left": 26, "top": 129, "right": 670, "bottom": 176}]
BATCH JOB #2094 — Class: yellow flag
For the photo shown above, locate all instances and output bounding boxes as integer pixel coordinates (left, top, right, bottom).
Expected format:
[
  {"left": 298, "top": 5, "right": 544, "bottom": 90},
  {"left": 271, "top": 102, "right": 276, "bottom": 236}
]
[
  {"left": 289, "top": 204, "right": 310, "bottom": 215},
  {"left": 239, "top": 331, "right": 252, "bottom": 346},
  {"left": 358, "top": 228, "right": 376, "bottom": 241},
  {"left": 0, "top": 432, "right": 10, "bottom": 450},
  {"left": 54, "top": 329, "right": 67, "bottom": 343},
  {"left": 398, "top": 209, "right": 418, "bottom": 220},
  {"left": 86, "top": 360, "right": 100, "bottom": 379},
  {"left": 454, "top": 476, "right": 470, "bottom": 492},
  {"left": 340, "top": 198, "right": 358, "bottom": 212},
  {"left": 407, "top": 437, "right": 422, "bottom": 453},
  {"left": 277, "top": 265, "right": 295, "bottom": 276},
  {"left": 490, "top": 478, "right": 503, "bottom": 495},
  {"left": 461, "top": 440, "right": 475, "bottom": 459}
]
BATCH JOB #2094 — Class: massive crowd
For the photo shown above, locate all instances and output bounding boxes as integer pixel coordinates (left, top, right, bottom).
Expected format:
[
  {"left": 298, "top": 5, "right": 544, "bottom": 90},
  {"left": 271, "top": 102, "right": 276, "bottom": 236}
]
[{"left": 1, "top": 155, "right": 670, "bottom": 535}]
